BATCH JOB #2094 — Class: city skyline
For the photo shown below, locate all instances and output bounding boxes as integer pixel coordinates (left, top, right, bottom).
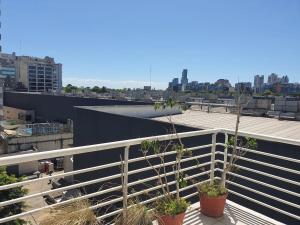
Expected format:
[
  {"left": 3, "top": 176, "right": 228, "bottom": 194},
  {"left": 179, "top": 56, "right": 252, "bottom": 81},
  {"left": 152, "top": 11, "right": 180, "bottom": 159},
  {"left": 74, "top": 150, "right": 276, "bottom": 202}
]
[{"left": 2, "top": 0, "right": 300, "bottom": 89}]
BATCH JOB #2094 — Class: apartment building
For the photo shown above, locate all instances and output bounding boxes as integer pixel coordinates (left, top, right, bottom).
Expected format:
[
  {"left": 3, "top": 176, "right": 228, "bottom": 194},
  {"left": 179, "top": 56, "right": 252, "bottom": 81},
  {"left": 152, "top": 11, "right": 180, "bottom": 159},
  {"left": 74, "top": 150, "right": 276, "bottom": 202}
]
[
  {"left": 0, "top": 52, "right": 62, "bottom": 92},
  {"left": 0, "top": 53, "right": 17, "bottom": 90}
]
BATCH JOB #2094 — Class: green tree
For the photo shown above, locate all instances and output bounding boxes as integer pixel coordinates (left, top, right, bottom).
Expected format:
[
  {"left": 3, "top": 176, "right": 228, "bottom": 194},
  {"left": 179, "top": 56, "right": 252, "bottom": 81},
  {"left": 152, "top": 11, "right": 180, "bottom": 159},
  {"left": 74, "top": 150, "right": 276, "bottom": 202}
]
[
  {"left": 100, "top": 86, "right": 107, "bottom": 93},
  {"left": 0, "top": 167, "right": 28, "bottom": 225},
  {"left": 263, "top": 89, "right": 273, "bottom": 96},
  {"left": 91, "top": 86, "right": 101, "bottom": 93},
  {"left": 64, "top": 84, "right": 78, "bottom": 93}
]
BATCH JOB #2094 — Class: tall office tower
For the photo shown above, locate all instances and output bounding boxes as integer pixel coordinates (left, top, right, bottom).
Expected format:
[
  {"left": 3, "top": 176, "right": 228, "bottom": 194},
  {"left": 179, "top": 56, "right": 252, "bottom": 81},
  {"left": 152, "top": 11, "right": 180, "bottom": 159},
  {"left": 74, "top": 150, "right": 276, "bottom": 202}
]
[
  {"left": 280, "top": 75, "right": 289, "bottom": 84},
  {"left": 181, "top": 69, "right": 188, "bottom": 91},
  {"left": 172, "top": 78, "right": 179, "bottom": 86},
  {"left": 254, "top": 75, "right": 264, "bottom": 93},
  {"left": 0, "top": 53, "right": 62, "bottom": 92},
  {"left": 268, "top": 73, "right": 279, "bottom": 84}
]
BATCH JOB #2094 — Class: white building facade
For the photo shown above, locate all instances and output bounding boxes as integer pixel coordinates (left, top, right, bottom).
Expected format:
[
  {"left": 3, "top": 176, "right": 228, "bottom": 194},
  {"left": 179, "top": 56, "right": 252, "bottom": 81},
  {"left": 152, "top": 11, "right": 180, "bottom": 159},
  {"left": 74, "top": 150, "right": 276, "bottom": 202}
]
[{"left": 0, "top": 52, "right": 62, "bottom": 92}]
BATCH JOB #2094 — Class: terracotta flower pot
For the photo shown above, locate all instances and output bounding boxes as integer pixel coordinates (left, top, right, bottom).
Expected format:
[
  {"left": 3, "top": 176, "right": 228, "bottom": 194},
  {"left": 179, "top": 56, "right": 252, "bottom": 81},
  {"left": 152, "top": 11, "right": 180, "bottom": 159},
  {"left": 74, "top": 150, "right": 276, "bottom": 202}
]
[
  {"left": 199, "top": 193, "right": 228, "bottom": 218},
  {"left": 158, "top": 212, "right": 185, "bottom": 225}
]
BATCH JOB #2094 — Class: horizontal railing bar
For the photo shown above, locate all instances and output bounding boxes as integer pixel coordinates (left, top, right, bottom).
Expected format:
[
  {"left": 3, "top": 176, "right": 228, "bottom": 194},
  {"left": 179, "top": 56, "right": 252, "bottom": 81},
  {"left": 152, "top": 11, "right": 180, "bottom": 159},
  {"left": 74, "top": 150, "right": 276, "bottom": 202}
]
[
  {"left": 90, "top": 171, "right": 212, "bottom": 211},
  {"left": 0, "top": 161, "right": 123, "bottom": 191},
  {"left": 231, "top": 164, "right": 300, "bottom": 187},
  {"left": 222, "top": 129, "right": 300, "bottom": 147},
  {"left": 228, "top": 189, "right": 300, "bottom": 220},
  {"left": 128, "top": 144, "right": 213, "bottom": 166},
  {"left": 98, "top": 188, "right": 202, "bottom": 221},
  {"left": 128, "top": 162, "right": 212, "bottom": 188},
  {"left": 0, "top": 155, "right": 213, "bottom": 208},
  {"left": 219, "top": 143, "right": 300, "bottom": 164},
  {"left": 0, "top": 172, "right": 122, "bottom": 208},
  {"left": 224, "top": 170, "right": 300, "bottom": 198},
  {"left": 127, "top": 153, "right": 213, "bottom": 177},
  {"left": 0, "top": 167, "right": 213, "bottom": 224},
  {"left": 0, "top": 144, "right": 213, "bottom": 191},
  {"left": 226, "top": 153, "right": 299, "bottom": 175},
  {"left": 0, "top": 184, "right": 123, "bottom": 224},
  {"left": 226, "top": 180, "right": 300, "bottom": 209},
  {"left": 98, "top": 179, "right": 210, "bottom": 220},
  {"left": 0, "top": 129, "right": 220, "bottom": 166}
]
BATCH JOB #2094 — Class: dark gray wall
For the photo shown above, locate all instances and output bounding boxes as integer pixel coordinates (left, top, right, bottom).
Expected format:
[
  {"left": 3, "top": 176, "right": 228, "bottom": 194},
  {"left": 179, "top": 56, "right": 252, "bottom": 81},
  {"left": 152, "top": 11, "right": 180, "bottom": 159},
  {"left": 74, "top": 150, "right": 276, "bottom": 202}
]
[
  {"left": 3, "top": 92, "right": 149, "bottom": 123},
  {"left": 73, "top": 107, "right": 213, "bottom": 221},
  {"left": 73, "top": 108, "right": 299, "bottom": 224}
]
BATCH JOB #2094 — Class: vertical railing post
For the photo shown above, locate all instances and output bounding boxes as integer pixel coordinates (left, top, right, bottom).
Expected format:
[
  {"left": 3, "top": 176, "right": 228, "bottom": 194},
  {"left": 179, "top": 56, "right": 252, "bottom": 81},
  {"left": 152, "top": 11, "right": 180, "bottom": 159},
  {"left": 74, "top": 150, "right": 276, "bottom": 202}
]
[
  {"left": 222, "top": 133, "right": 228, "bottom": 187},
  {"left": 210, "top": 133, "right": 217, "bottom": 185},
  {"left": 122, "top": 145, "right": 130, "bottom": 222}
]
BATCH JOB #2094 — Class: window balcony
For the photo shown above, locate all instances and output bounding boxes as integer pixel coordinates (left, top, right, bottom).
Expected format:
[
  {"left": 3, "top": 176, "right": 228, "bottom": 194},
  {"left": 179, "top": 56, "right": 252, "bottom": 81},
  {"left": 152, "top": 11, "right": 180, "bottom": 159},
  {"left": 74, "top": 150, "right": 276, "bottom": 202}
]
[{"left": 0, "top": 129, "right": 299, "bottom": 224}]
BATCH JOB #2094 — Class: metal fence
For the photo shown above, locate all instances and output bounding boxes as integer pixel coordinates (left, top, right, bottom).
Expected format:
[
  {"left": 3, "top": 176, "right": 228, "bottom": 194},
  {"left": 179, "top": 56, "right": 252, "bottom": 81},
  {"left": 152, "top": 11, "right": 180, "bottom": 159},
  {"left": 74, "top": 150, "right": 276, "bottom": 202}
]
[{"left": 0, "top": 128, "right": 299, "bottom": 224}]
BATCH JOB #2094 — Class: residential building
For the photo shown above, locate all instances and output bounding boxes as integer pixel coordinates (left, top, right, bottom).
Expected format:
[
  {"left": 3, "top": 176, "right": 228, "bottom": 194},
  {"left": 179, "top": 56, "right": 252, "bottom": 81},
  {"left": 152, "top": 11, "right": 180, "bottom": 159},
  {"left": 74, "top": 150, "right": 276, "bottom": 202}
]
[
  {"left": 254, "top": 75, "right": 264, "bottom": 94},
  {"left": 235, "top": 82, "right": 252, "bottom": 94},
  {"left": 143, "top": 86, "right": 151, "bottom": 91},
  {"left": 268, "top": 73, "right": 279, "bottom": 84},
  {"left": 215, "top": 79, "right": 231, "bottom": 88},
  {"left": 18, "top": 56, "right": 62, "bottom": 92},
  {"left": 0, "top": 52, "right": 62, "bottom": 92},
  {"left": 0, "top": 53, "right": 17, "bottom": 90},
  {"left": 172, "top": 78, "right": 179, "bottom": 86},
  {"left": 186, "top": 81, "right": 199, "bottom": 91}
]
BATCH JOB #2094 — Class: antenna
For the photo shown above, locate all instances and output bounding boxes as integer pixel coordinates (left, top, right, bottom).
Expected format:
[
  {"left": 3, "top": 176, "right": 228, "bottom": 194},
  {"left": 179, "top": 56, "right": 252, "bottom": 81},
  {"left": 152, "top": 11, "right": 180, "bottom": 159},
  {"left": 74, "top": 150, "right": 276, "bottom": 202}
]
[{"left": 149, "top": 65, "right": 152, "bottom": 88}]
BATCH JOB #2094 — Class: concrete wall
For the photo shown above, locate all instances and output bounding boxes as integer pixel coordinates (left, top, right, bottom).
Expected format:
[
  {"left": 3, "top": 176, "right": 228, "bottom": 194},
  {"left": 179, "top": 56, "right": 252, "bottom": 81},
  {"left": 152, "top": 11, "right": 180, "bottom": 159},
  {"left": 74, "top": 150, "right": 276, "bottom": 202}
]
[
  {"left": 3, "top": 106, "right": 35, "bottom": 123},
  {"left": 3, "top": 92, "right": 149, "bottom": 123},
  {"left": 275, "top": 97, "right": 300, "bottom": 112},
  {"left": 6, "top": 133, "right": 73, "bottom": 154},
  {"left": 246, "top": 98, "right": 272, "bottom": 110}
]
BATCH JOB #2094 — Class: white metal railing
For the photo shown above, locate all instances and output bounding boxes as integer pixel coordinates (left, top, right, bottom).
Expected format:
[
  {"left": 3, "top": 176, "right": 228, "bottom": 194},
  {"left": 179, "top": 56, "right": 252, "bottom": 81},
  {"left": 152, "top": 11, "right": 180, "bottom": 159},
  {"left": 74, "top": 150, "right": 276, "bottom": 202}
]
[{"left": 0, "top": 128, "right": 299, "bottom": 224}]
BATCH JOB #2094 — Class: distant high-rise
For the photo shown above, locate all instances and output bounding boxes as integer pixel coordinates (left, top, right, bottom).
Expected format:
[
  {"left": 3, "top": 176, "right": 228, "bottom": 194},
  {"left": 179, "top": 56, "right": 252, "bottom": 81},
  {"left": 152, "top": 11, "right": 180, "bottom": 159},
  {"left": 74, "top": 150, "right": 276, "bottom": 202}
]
[
  {"left": 268, "top": 73, "right": 279, "bottom": 84},
  {"left": 280, "top": 75, "right": 289, "bottom": 84},
  {"left": 172, "top": 78, "right": 179, "bottom": 86},
  {"left": 181, "top": 69, "right": 188, "bottom": 91},
  {"left": 254, "top": 75, "right": 264, "bottom": 93}
]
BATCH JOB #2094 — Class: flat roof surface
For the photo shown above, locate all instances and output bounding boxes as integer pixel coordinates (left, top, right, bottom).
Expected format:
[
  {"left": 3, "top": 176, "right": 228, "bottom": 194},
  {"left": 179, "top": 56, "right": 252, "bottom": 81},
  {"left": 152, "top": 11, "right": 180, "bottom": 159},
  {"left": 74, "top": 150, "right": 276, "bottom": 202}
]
[
  {"left": 153, "top": 110, "right": 300, "bottom": 140},
  {"left": 76, "top": 105, "right": 182, "bottom": 118},
  {"left": 175, "top": 200, "right": 283, "bottom": 225}
]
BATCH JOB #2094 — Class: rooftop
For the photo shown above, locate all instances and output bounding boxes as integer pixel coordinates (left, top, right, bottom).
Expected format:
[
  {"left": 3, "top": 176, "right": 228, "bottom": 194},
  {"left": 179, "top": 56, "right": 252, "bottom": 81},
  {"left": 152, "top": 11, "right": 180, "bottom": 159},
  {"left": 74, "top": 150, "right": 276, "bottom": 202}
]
[
  {"left": 153, "top": 110, "right": 300, "bottom": 140},
  {"left": 178, "top": 200, "right": 283, "bottom": 225},
  {"left": 76, "top": 105, "right": 181, "bottom": 118}
]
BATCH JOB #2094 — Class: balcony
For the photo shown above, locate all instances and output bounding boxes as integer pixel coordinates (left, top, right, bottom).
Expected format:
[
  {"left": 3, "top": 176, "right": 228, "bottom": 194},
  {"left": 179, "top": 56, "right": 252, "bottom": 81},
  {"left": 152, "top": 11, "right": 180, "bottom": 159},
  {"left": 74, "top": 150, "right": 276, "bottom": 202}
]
[{"left": 0, "top": 129, "right": 299, "bottom": 224}]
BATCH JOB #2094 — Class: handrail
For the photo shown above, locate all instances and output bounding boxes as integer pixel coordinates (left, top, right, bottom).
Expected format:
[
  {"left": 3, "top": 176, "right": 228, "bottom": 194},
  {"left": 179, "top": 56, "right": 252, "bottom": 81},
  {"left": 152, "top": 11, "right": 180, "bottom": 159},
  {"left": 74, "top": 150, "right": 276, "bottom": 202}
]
[
  {"left": 0, "top": 128, "right": 299, "bottom": 224},
  {"left": 221, "top": 128, "right": 300, "bottom": 146},
  {"left": 0, "top": 128, "right": 220, "bottom": 166},
  {"left": 1, "top": 128, "right": 300, "bottom": 167}
]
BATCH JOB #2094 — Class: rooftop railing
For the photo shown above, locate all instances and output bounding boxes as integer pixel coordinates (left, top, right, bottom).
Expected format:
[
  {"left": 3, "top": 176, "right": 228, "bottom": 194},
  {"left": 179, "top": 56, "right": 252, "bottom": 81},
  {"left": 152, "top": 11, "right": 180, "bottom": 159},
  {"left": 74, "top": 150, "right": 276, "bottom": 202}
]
[{"left": 0, "top": 128, "right": 299, "bottom": 224}]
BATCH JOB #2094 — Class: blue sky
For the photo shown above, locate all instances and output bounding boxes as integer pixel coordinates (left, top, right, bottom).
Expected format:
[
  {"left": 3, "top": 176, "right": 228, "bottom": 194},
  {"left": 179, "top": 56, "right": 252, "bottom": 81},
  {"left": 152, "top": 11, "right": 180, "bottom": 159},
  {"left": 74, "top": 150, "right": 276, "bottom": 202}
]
[{"left": 2, "top": 0, "right": 300, "bottom": 89}]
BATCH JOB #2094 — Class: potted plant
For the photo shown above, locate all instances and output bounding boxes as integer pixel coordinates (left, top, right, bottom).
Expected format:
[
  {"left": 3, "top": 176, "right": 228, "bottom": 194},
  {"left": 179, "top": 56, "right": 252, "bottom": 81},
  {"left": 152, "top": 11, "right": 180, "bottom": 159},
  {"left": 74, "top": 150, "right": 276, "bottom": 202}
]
[
  {"left": 140, "top": 99, "right": 191, "bottom": 225},
  {"left": 198, "top": 89, "right": 257, "bottom": 217},
  {"left": 198, "top": 180, "right": 228, "bottom": 217},
  {"left": 141, "top": 140, "right": 190, "bottom": 225},
  {"left": 155, "top": 196, "right": 189, "bottom": 225}
]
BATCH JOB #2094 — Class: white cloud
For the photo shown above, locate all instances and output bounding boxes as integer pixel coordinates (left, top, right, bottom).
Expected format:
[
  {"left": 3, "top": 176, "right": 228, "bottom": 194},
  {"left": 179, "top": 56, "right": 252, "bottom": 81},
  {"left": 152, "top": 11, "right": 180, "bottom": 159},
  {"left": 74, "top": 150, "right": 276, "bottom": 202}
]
[{"left": 63, "top": 76, "right": 167, "bottom": 89}]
